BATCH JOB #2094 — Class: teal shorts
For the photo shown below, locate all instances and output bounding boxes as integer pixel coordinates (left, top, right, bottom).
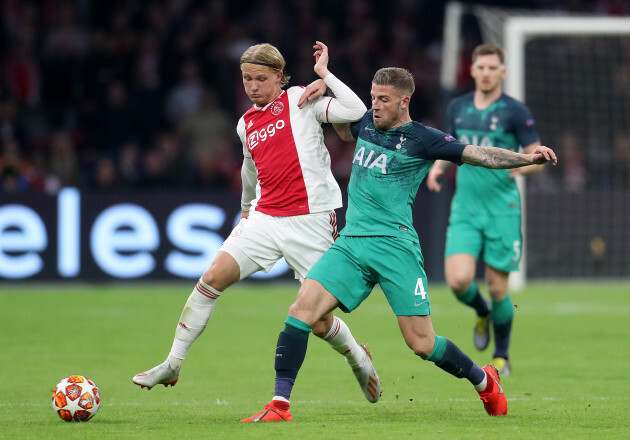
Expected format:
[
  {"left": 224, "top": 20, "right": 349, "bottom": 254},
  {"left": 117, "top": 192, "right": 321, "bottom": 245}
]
[
  {"left": 445, "top": 210, "right": 522, "bottom": 272},
  {"left": 306, "top": 235, "right": 431, "bottom": 316}
]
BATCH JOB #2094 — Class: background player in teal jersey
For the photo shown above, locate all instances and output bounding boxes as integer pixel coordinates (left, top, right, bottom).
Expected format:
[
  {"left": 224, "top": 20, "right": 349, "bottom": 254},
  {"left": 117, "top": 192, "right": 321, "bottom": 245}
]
[
  {"left": 427, "top": 44, "right": 545, "bottom": 376},
  {"left": 242, "top": 66, "right": 557, "bottom": 422}
]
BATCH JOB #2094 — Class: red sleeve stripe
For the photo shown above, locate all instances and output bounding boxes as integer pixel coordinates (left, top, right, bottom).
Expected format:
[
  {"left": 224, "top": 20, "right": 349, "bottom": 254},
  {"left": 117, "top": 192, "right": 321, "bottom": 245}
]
[{"left": 325, "top": 97, "right": 333, "bottom": 122}]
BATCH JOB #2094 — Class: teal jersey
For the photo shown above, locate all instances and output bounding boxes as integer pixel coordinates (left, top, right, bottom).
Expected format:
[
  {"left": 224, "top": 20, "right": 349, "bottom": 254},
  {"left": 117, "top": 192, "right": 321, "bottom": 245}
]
[
  {"left": 446, "top": 92, "right": 539, "bottom": 216},
  {"left": 342, "top": 110, "right": 467, "bottom": 243}
]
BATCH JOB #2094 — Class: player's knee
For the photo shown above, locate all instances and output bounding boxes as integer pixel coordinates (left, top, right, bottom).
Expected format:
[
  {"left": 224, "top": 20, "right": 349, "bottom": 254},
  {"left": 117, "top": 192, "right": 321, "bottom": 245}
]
[
  {"left": 200, "top": 271, "right": 225, "bottom": 292},
  {"left": 412, "top": 344, "right": 433, "bottom": 359},
  {"left": 200, "top": 252, "right": 241, "bottom": 291},
  {"left": 446, "top": 274, "right": 471, "bottom": 293},
  {"left": 311, "top": 319, "right": 329, "bottom": 338},
  {"left": 408, "top": 335, "right": 435, "bottom": 359},
  {"left": 486, "top": 274, "right": 509, "bottom": 299},
  {"left": 201, "top": 266, "right": 238, "bottom": 292},
  {"left": 287, "top": 301, "right": 308, "bottom": 322},
  {"left": 288, "top": 297, "right": 325, "bottom": 329},
  {"left": 488, "top": 287, "right": 509, "bottom": 301},
  {"left": 445, "top": 257, "right": 475, "bottom": 292}
]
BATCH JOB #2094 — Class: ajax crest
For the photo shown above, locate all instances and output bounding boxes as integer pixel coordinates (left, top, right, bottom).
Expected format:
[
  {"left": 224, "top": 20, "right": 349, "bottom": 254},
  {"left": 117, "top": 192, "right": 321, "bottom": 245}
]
[{"left": 271, "top": 101, "right": 284, "bottom": 116}]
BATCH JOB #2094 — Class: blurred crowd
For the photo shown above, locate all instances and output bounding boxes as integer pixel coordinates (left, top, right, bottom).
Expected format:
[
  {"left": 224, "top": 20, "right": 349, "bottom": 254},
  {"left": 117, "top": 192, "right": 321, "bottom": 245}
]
[{"left": 1, "top": 0, "right": 629, "bottom": 195}]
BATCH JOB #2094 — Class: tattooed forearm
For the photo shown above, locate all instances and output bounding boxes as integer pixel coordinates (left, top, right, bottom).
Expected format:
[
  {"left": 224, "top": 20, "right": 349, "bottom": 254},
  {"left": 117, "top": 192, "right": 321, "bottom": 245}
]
[{"left": 462, "top": 145, "right": 532, "bottom": 169}]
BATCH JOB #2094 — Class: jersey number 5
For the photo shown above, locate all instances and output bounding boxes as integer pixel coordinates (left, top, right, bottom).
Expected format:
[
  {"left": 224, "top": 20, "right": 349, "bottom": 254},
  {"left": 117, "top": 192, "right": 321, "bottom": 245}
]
[{"left": 512, "top": 240, "right": 521, "bottom": 263}]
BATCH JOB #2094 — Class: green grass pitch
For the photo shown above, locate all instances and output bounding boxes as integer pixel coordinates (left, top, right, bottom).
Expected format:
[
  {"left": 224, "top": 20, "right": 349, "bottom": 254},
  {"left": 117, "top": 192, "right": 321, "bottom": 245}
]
[{"left": 1, "top": 281, "right": 629, "bottom": 439}]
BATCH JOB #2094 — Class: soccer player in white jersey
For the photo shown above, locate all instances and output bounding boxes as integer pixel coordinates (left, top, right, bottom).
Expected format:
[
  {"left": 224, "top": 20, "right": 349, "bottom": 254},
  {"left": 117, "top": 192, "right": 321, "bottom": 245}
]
[{"left": 133, "top": 41, "right": 381, "bottom": 405}]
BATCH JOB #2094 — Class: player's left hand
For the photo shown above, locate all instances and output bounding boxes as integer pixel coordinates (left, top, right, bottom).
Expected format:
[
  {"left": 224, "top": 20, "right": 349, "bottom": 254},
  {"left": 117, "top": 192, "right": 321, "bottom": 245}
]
[
  {"left": 298, "top": 79, "right": 327, "bottom": 108},
  {"left": 530, "top": 145, "right": 557, "bottom": 165},
  {"left": 426, "top": 166, "right": 444, "bottom": 192}
]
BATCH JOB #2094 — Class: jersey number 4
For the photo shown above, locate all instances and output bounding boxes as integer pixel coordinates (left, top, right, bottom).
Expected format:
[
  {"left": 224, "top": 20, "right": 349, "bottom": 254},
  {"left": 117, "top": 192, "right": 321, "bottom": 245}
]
[{"left": 415, "top": 278, "right": 427, "bottom": 300}]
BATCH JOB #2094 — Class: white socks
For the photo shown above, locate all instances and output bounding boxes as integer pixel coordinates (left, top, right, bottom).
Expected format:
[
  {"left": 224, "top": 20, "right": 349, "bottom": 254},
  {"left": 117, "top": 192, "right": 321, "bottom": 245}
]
[
  {"left": 166, "top": 287, "right": 361, "bottom": 374},
  {"left": 474, "top": 373, "right": 488, "bottom": 391},
  {"left": 320, "top": 316, "right": 363, "bottom": 368},
  {"left": 168, "top": 279, "right": 221, "bottom": 366}
]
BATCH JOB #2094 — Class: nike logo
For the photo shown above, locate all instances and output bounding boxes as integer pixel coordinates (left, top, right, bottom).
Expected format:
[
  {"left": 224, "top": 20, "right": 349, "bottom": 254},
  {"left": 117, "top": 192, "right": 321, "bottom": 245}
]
[
  {"left": 414, "top": 300, "right": 427, "bottom": 307},
  {"left": 490, "top": 373, "right": 504, "bottom": 394},
  {"left": 365, "top": 127, "right": 374, "bottom": 131},
  {"left": 275, "top": 345, "right": 286, "bottom": 357},
  {"left": 494, "top": 378, "right": 504, "bottom": 394},
  {"left": 252, "top": 409, "right": 269, "bottom": 422}
]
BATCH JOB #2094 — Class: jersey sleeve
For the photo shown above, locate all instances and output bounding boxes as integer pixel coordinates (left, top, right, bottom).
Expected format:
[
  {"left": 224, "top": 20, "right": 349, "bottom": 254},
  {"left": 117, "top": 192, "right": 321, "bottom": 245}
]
[
  {"left": 511, "top": 102, "right": 539, "bottom": 147},
  {"left": 240, "top": 156, "right": 257, "bottom": 211},
  {"left": 236, "top": 117, "right": 257, "bottom": 211},
  {"left": 236, "top": 117, "right": 247, "bottom": 155},
  {"left": 311, "top": 74, "right": 367, "bottom": 123},
  {"left": 418, "top": 125, "right": 467, "bottom": 165},
  {"left": 349, "top": 110, "right": 372, "bottom": 139}
]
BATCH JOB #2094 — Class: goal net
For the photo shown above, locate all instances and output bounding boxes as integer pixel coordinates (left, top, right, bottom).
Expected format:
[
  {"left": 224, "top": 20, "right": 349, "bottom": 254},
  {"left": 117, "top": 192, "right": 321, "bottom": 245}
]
[
  {"left": 505, "top": 16, "right": 630, "bottom": 282},
  {"left": 441, "top": 4, "right": 630, "bottom": 286}
]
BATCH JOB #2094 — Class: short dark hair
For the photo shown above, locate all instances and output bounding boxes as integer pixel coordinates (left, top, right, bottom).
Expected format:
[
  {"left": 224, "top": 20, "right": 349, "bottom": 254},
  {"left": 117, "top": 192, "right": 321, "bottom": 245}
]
[
  {"left": 372, "top": 67, "right": 415, "bottom": 96},
  {"left": 472, "top": 43, "right": 505, "bottom": 65}
]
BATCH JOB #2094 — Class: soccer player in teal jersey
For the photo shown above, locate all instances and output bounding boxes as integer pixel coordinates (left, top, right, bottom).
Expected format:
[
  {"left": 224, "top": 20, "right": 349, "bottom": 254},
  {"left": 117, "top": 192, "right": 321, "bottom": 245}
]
[
  {"left": 427, "top": 44, "right": 545, "bottom": 376},
  {"left": 242, "top": 66, "right": 557, "bottom": 422}
]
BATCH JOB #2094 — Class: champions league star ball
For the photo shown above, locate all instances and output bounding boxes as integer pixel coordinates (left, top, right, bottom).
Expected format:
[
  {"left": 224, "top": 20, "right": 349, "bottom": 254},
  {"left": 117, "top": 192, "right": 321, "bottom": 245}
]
[{"left": 52, "top": 375, "right": 101, "bottom": 422}]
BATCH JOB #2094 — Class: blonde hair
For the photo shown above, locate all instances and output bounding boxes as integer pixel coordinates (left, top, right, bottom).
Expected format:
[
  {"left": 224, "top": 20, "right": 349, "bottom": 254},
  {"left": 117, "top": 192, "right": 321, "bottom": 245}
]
[
  {"left": 372, "top": 67, "right": 415, "bottom": 96},
  {"left": 240, "top": 43, "right": 291, "bottom": 87}
]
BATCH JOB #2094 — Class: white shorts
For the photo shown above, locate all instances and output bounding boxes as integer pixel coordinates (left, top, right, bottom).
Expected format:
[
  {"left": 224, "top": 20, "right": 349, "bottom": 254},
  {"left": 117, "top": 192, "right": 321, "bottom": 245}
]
[{"left": 219, "top": 210, "right": 339, "bottom": 282}]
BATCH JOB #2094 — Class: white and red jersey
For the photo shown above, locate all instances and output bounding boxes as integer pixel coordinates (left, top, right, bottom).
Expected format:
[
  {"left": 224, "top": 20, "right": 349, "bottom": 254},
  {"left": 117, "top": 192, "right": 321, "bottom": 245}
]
[
  {"left": 237, "top": 90, "right": 349, "bottom": 216},
  {"left": 237, "top": 73, "right": 366, "bottom": 217},
  {"left": 237, "top": 87, "right": 337, "bottom": 216}
]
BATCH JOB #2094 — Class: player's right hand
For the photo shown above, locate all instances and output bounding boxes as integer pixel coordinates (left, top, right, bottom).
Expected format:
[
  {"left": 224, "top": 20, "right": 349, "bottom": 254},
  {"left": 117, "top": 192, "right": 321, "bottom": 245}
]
[{"left": 298, "top": 79, "right": 326, "bottom": 108}]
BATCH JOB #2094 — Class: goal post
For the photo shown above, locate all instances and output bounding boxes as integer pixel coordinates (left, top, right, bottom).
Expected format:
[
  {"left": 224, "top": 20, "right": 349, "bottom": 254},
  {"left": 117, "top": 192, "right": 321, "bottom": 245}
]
[
  {"left": 504, "top": 16, "right": 630, "bottom": 290},
  {"left": 504, "top": 16, "right": 630, "bottom": 102}
]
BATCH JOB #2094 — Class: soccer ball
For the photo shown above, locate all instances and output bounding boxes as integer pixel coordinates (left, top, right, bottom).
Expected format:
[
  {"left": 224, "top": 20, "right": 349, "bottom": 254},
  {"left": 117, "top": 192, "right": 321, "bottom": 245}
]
[{"left": 51, "top": 375, "right": 101, "bottom": 422}]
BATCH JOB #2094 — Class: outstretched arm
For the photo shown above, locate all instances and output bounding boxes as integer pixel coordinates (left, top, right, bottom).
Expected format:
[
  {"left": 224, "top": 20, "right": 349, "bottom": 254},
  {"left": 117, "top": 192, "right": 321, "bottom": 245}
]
[
  {"left": 508, "top": 141, "right": 546, "bottom": 177},
  {"left": 462, "top": 144, "right": 557, "bottom": 169}
]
